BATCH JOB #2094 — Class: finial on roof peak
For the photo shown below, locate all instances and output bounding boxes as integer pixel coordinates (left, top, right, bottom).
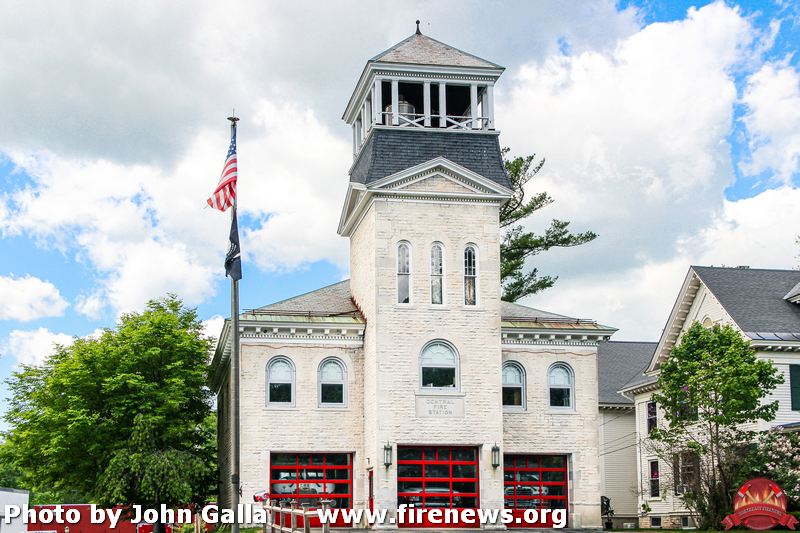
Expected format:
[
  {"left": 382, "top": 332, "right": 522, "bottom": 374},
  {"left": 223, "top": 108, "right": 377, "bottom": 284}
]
[{"left": 415, "top": 20, "right": 421, "bottom": 35}]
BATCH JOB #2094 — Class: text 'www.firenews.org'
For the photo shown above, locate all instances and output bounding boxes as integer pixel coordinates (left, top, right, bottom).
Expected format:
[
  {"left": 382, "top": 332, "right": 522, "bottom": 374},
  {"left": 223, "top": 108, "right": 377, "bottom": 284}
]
[{"left": 318, "top": 505, "right": 567, "bottom": 527}]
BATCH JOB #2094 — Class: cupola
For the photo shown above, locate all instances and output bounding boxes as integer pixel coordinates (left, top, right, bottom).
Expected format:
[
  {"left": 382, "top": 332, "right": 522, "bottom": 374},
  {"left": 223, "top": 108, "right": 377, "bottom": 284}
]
[{"left": 342, "top": 22, "right": 505, "bottom": 158}]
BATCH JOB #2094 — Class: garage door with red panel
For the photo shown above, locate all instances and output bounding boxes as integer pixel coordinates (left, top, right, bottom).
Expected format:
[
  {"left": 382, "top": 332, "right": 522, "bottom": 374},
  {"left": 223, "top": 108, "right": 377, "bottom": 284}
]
[
  {"left": 269, "top": 453, "right": 352, "bottom": 527},
  {"left": 397, "top": 446, "right": 480, "bottom": 528},
  {"left": 503, "top": 455, "right": 568, "bottom": 528}
]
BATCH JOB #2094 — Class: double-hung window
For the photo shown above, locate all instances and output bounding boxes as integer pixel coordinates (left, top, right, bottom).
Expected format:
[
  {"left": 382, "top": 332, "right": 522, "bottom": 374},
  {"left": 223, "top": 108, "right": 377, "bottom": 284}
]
[
  {"left": 464, "top": 245, "right": 477, "bottom": 306},
  {"left": 319, "top": 358, "right": 346, "bottom": 407},
  {"left": 267, "top": 357, "right": 295, "bottom": 407},
  {"left": 397, "top": 242, "right": 411, "bottom": 304},
  {"left": 431, "top": 243, "right": 444, "bottom": 305},
  {"left": 502, "top": 362, "right": 525, "bottom": 409},
  {"left": 420, "top": 341, "right": 459, "bottom": 390},
  {"left": 548, "top": 363, "right": 574, "bottom": 410}
]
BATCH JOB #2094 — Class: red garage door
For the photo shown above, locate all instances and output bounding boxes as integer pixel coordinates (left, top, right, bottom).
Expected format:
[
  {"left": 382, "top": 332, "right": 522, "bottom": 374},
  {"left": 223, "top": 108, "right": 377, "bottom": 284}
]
[
  {"left": 397, "top": 446, "right": 480, "bottom": 528},
  {"left": 504, "top": 455, "right": 568, "bottom": 528},
  {"left": 270, "top": 453, "right": 352, "bottom": 527}
]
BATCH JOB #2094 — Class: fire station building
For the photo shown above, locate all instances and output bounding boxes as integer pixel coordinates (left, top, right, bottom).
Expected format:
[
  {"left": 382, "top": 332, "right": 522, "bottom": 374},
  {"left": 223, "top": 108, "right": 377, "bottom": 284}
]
[{"left": 210, "top": 27, "right": 616, "bottom": 529}]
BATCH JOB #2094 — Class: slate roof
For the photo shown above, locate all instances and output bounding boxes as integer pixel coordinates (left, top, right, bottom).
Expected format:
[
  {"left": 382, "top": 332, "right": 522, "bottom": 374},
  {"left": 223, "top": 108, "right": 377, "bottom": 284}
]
[
  {"left": 371, "top": 32, "right": 502, "bottom": 69},
  {"left": 598, "top": 341, "right": 658, "bottom": 404},
  {"left": 252, "top": 280, "right": 361, "bottom": 318},
  {"left": 692, "top": 267, "right": 800, "bottom": 336},
  {"left": 351, "top": 129, "right": 512, "bottom": 190},
  {"left": 500, "top": 301, "right": 569, "bottom": 320}
]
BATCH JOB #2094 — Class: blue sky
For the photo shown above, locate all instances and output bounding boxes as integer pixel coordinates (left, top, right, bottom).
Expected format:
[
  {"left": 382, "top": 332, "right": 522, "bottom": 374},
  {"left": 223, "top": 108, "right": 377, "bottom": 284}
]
[{"left": 1, "top": 0, "right": 799, "bottom": 421}]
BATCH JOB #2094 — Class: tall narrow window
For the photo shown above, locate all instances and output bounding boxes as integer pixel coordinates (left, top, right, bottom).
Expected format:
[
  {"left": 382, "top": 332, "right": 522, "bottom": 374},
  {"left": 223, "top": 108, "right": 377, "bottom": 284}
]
[
  {"left": 397, "top": 242, "right": 411, "bottom": 304},
  {"left": 548, "top": 363, "right": 574, "bottom": 410},
  {"left": 267, "top": 357, "right": 295, "bottom": 407},
  {"left": 502, "top": 362, "right": 525, "bottom": 409},
  {"left": 419, "top": 341, "right": 459, "bottom": 390},
  {"left": 791, "top": 365, "right": 800, "bottom": 411},
  {"left": 649, "top": 460, "right": 660, "bottom": 497},
  {"left": 319, "top": 358, "right": 346, "bottom": 407},
  {"left": 464, "top": 245, "right": 477, "bottom": 306},
  {"left": 431, "top": 244, "right": 444, "bottom": 305},
  {"left": 647, "top": 401, "right": 657, "bottom": 433}
]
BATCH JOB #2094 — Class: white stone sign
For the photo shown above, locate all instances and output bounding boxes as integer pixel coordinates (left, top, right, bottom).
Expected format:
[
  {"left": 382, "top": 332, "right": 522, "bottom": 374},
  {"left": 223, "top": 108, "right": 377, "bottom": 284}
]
[{"left": 415, "top": 395, "right": 465, "bottom": 418}]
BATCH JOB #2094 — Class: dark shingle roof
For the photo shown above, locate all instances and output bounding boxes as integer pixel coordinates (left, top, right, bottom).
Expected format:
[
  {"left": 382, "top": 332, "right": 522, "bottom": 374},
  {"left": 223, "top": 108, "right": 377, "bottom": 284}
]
[
  {"left": 371, "top": 33, "right": 503, "bottom": 69},
  {"left": 500, "top": 301, "right": 569, "bottom": 320},
  {"left": 253, "top": 280, "right": 361, "bottom": 317},
  {"left": 693, "top": 267, "right": 800, "bottom": 335},
  {"left": 598, "top": 341, "right": 658, "bottom": 404},
  {"left": 351, "top": 129, "right": 512, "bottom": 190}
]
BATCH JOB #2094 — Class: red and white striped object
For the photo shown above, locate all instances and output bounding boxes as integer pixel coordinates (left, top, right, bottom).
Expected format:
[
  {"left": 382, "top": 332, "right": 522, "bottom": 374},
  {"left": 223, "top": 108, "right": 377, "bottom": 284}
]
[{"left": 207, "top": 127, "right": 238, "bottom": 211}]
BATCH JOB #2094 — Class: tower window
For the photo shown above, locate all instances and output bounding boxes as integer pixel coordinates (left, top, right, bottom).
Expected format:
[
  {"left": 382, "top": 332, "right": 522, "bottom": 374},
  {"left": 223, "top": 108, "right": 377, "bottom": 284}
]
[
  {"left": 397, "top": 242, "right": 411, "bottom": 304},
  {"left": 464, "top": 245, "right": 477, "bottom": 306},
  {"left": 420, "top": 341, "right": 459, "bottom": 390},
  {"left": 431, "top": 243, "right": 444, "bottom": 305}
]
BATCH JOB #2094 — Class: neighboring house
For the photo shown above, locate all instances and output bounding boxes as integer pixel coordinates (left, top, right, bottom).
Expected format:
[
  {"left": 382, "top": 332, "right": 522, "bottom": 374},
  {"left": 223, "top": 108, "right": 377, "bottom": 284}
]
[
  {"left": 621, "top": 266, "right": 800, "bottom": 529},
  {"left": 210, "top": 28, "right": 617, "bottom": 530},
  {"left": 0, "top": 488, "right": 29, "bottom": 533},
  {"left": 597, "top": 341, "right": 657, "bottom": 528}
]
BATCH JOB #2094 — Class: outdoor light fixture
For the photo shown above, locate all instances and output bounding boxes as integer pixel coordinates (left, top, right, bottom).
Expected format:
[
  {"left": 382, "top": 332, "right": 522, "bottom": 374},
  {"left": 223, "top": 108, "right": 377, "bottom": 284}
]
[
  {"left": 384, "top": 442, "right": 393, "bottom": 467},
  {"left": 491, "top": 444, "right": 501, "bottom": 468}
]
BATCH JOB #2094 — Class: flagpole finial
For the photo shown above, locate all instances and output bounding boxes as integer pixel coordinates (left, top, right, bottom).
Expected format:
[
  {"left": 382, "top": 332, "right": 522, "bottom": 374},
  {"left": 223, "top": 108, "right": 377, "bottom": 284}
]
[{"left": 228, "top": 109, "right": 239, "bottom": 124}]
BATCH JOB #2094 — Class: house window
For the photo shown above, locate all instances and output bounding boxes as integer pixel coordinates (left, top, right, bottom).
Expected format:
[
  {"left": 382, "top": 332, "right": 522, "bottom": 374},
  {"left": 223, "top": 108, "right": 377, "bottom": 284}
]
[
  {"left": 650, "top": 517, "right": 662, "bottom": 527},
  {"left": 502, "top": 362, "right": 525, "bottom": 409},
  {"left": 319, "top": 358, "right": 346, "bottom": 407},
  {"left": 649, "top": 460, "right": 660, "bottom": 498},
  {"left": 647, "top": 401, "right": 657, "bottom": 433},
  {"left": 430, "top": 243, "right": 444, "bottom": 305},
  {"left": 674, "top": 451, "right": 699, "bottom": 495},
  {"left": 420, "top": 340, "right": 459, "bottom": 390},
  {"left": 464, "top": 245, "right": 477, "bottom": 306},
  {"left": 791, "top": 365, "right": 800, "bottom": 411},
  {"left": 267, "top": 357, "right": 295, "bottom": 407},
  {"left": 397, "top": 242, "right": 411, "bottom": 304},
  {"left": 548, "top": 363, "right": 574, "bottom": 410}
]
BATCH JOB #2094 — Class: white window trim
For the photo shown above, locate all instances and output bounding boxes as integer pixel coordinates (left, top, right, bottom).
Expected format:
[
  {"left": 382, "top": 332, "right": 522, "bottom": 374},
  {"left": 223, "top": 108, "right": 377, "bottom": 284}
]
[
  {"left": 648, "top": 459, "right": 661, "bottom": 499},
  {"left": 547, "top": 362, "right": 575, "bottom": 412},
  {"left": 267, "top": 356, "right": 296, "bottom": 408},
  {"left": 502, "top": 361, "right": 526, "bottom": 411},
  {"left": 397, "top": 241, "right": 412, "bottom": 306},
  {"left": 419, "top": 339, "right": 460, "bottom": 392},
  {"left": 318, "top": 357, "right": 347, "bottom": 408},
  {"left": 464, "top": 244, "right": 479, "bottom": 307},
  {"left": 430, "top": 242, "right": 446, "bottom": 306}
]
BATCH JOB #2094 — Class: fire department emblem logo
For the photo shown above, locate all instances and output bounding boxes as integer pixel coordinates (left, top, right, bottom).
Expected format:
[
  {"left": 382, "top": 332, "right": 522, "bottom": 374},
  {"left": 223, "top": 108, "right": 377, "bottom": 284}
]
[{"left": 722, "top": 478, "right": 798, "bottom": 531}]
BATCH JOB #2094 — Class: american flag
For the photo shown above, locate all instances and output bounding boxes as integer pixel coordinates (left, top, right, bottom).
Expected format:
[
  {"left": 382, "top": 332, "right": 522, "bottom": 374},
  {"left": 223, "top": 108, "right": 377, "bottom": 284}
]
[{"left": 207, "top": 126, "right": 238, "bottom": 211}]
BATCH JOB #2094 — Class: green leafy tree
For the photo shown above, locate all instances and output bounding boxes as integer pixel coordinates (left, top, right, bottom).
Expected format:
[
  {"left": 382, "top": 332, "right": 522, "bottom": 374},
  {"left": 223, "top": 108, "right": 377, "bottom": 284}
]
[
  {"left": 647, "top": 322, "right": 783, "bottom": 528},
  {"left": 3, "top": 295, "right": 216, "bottom": 524},
  {"left": 500, "top": 150, "right": 598, "bottom": 302},
  {"left": 742, "top": 428, "right": 800, "bottom": 510}
]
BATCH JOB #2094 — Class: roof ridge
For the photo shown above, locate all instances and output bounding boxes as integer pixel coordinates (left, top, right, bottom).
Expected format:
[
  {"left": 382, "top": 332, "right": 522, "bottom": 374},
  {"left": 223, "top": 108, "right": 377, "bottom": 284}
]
[
  {"left": 370, "top": 32, "right": 503, "bottom": 69},
  {"left": 692, "top": 265, "right": 800, "bottom": 273}
]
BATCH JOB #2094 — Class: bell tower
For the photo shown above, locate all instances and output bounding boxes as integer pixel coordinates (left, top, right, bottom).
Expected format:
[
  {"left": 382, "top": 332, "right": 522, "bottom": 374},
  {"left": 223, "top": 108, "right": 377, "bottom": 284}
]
[{"left": 338, "top": 25, "right": 513, "bottom": 526}]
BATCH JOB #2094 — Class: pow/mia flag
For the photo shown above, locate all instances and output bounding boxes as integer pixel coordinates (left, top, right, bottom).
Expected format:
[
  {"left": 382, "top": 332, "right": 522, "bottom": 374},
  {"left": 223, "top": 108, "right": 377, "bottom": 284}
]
[{"left": 225, "top": 207, "right": 242, "bottom": 281}]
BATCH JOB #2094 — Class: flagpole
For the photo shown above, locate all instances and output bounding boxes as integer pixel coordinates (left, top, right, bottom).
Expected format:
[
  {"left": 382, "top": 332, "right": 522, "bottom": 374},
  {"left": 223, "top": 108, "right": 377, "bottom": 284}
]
[{"left": 227, "top": 113, "right": 241, "bottom": 533}]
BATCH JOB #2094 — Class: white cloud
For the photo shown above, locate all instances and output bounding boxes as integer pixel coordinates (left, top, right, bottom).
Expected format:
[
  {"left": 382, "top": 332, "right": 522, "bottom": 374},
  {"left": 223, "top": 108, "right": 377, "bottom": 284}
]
[
  {"left": 0, "top": 274, "right": 69, "bottom": 321},
  {"left": 0, "top": 96, "right": 351, "bottom": 316},
  {"left": 740, "top": 59, "right": 800, "bottom": 183},
  {"left": 2, "top": 327, "right": 73, "bottom": 366},
  {"left": 202, "top": 314, "right": 225, "bottom": 343}
]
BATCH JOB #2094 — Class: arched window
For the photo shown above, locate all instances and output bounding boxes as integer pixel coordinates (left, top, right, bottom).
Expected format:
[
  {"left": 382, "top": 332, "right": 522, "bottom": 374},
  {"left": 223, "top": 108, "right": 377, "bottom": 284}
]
[
  {"left": 464, "top": 245, "right": 477, "bottom": 306},
  {"left": 548, "top": 363, "right": 574, "bottom": 410},
  {"left": 267, "top": 357, "right": 295, "bottom": 407},
  {"left": 502, "top": 362, "right": 525, "bottom": 409},
  {"left": 420, "top": 341, "right": 459, "bottom": 390},
  {"left": 430, "top": 243, "right": 444, "bottom": 305},
  {"left": 318, "top": 358, "right": 347, "bottom": 407},
  {"left": 397, "top": 242, "right": 411, "bottom": 304}
]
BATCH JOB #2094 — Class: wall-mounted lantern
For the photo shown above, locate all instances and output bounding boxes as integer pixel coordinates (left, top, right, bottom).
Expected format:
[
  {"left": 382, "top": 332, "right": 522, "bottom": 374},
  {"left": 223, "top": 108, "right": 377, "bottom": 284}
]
[
  {"left": 491, "top": 444, "right": 501, "bottom": 468},
  {"left": 384, "top": 442, "right": 393, "bottom": 467}
]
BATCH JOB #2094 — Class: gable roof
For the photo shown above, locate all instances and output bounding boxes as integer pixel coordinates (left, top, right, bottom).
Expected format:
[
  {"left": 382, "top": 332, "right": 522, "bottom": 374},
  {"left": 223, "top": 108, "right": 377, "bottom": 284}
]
[
  {"left": 598, "top": 341, "right": 658, "bottom": 404},
  {"left": 350, "top": 129, "right": 513, "bottom": 190},
  {"left": 692, "top": 266, "right": 800, "bottom": 336},
  {"left": 371, "top": 32, "right": 503, "bottom": 69}
]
